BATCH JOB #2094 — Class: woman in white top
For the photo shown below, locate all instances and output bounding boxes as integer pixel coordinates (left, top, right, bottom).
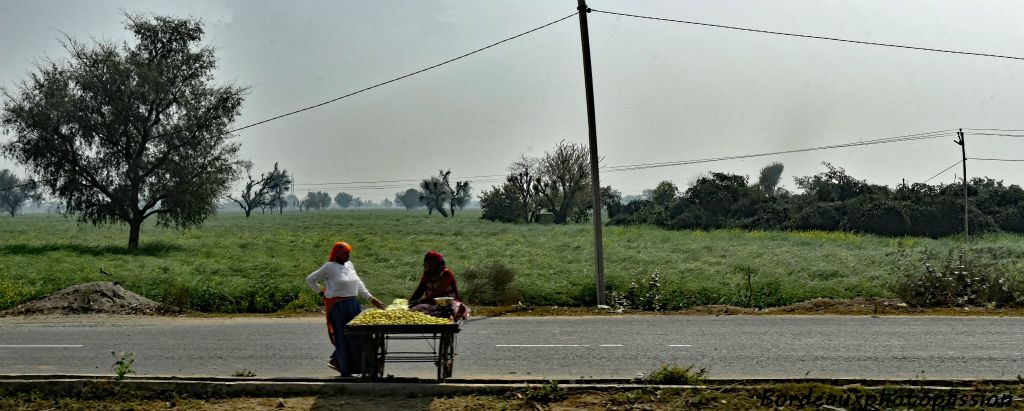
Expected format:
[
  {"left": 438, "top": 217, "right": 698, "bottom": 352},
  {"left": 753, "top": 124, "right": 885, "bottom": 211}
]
[{"left": 306, "top": 241, "right": 385, "bottom": 376}]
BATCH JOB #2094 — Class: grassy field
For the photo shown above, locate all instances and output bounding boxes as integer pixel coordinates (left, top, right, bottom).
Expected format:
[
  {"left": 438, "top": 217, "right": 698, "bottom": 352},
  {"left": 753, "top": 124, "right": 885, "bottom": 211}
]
[{"left": 2, "top": 209, "right": 1023, "bottom": 313}]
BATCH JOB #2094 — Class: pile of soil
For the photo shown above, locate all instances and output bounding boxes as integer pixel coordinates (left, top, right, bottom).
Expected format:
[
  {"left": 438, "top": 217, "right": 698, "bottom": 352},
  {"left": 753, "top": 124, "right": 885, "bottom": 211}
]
[
  {"left": 0, "top": 281, "right": 180, "bottom": 316},
  {"left": 762, "top": 297, "right": 911, "bottom": 315}
]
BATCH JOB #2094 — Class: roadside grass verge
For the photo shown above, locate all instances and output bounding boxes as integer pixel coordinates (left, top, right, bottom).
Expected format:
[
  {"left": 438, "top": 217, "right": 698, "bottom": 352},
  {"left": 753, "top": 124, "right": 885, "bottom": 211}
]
[
  {"left": 1, "top": 382, "right": 1019, "bottom": 410},
  {"left": 2, "top": 210, "right": 1023, "bottom": 313}
]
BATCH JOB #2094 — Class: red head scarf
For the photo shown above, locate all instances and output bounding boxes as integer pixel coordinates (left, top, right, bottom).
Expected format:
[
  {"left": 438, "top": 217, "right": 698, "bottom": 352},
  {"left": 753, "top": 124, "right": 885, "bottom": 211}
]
[
  {"left": 329, "top": 242, "right": 353, "bottom": 262},
  {"left": 424, "top": 250, "right": 444, "bottom": 265}
]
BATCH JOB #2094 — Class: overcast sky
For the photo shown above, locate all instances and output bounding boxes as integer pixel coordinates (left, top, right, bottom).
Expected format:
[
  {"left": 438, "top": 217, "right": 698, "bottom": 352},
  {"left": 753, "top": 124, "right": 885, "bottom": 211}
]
[{"left": 2, "top": 0, "right": 1023, "bottom": 200}]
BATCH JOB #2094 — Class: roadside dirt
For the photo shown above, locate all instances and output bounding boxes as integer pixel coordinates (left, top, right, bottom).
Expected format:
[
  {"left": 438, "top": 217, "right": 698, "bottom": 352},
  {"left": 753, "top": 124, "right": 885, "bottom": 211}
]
[
  {"left": 475, "top": 298, "right": 1024, "bottom": 317},
  {"left": 0, "top": 282, "right": 180, "bottom": 317}
]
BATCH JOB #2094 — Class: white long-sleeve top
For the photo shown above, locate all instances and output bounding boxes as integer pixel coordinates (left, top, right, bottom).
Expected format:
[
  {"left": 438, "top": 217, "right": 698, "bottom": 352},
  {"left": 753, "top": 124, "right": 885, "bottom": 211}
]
[{"left": 305, "top": 261, "right": 373, "bottom": 299}]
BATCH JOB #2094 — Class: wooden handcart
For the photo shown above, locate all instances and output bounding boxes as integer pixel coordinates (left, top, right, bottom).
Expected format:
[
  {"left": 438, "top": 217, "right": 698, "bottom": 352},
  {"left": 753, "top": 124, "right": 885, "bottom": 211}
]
[{"left": 343, "top": 322, "right": 460, "bottom": 382}]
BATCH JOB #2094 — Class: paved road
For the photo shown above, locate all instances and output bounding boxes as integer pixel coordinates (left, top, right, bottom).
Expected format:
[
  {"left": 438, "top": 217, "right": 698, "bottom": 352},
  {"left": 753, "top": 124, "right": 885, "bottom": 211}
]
[{"left": 1, "top": 315, "right": 1022, "bottom": 380}]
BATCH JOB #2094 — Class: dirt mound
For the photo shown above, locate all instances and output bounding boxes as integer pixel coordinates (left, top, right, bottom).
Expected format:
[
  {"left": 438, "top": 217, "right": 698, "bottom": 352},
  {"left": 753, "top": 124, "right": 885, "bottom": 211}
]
[
  {"left": 678, "top": 305, "right": 755, "bottom": 315},
  {"left": 1, "top": 282, "right": 180, "bottom": 316},
  {"left": 763, "top": 297, "right": 912, "bottom": 315}
]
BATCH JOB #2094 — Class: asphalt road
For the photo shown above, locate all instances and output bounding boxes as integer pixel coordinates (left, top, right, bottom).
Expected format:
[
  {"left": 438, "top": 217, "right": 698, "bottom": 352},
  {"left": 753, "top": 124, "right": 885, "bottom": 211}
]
[{"left": 1, "top": 315, "right": 1022, "bottom": 380}]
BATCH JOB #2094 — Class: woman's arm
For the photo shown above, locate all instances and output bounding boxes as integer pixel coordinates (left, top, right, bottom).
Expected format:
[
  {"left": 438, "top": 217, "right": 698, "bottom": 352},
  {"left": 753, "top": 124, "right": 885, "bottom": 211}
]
[
  {"left": 305, "top": 264, "right": 327, "bottom": 294},
  {"left": 409, "top": 276, "right": 427, "bottom": 304}
]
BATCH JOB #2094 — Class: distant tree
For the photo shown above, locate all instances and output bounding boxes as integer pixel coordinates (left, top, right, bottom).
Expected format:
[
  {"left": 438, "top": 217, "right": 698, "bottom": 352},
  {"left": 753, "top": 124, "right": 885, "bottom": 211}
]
[
  {"left": 0, "top": 169, "right": 41, "bottom": 216},
  {"left": 651, "top": 181, "right": 678, "bottom": 208},
  {"left": 286, "top": 194, "right": 299, "bottom": 209},
  {"left": 534, "top": 141, "right": 592, "bottom": 224},
  {"left": 264, "top": 163, "right": 292, "bottom": 214},
  {"left": 419, "top": 176, "right": 450, "bottom": 217},
  {"left": 228, "top": 164, "right": 273, "bottom": 218},
  {"left": 437, "top": 169, "right": 471, "bottom": 217},
  {"left": 507, "top": 155, "right": 540, "bottom": 223},
  {"left": 479, "top": 184, "right": 524, "bottom": 223},
  {"left": 381, "top": 198, "right": 393, "bottom": 208},
  {"left": 303, "top": 191, "right": 331, "bottom": 211},
  {"left": 394, "top": 188, "right": 422, "bottom": 210},
  {"left": 352, "top": 197, "right": 364, "bottom": 209},
  {"left": 602, "top": 186, "right": 623, "bottom": 219},
  {"left": 0, "top": 14, "right": 246, "bottom": 249},
  {"left": 334, "top": 192, "right": 354, "bottom": 209},
  {"left": 757, "top": 162, "right": 785, "bottom": 197}
]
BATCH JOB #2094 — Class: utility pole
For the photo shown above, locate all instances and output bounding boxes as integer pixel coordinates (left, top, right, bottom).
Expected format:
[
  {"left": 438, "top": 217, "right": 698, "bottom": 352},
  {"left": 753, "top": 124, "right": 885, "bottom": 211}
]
[
  {"left": 577, "top": 0, "right": 606, "bottom": 305},
  {"left": 954, "top": 128, "right": 968, "bottom": 238}
]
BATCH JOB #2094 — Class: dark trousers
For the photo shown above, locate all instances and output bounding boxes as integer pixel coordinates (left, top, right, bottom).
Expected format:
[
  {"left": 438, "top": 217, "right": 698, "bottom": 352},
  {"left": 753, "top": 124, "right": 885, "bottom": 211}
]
[{"left": 328, "top": 298, "right": 363, "bottom": 375}]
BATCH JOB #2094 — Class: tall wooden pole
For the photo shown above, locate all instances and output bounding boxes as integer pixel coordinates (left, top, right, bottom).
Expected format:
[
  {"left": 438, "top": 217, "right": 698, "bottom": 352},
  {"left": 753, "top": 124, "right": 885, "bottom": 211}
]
[
  {"left": 577, "top": 0, "right": 606, "bottom": 305},
  {"left": 955, "top": 129, "right": 968, "bottom": 238}
]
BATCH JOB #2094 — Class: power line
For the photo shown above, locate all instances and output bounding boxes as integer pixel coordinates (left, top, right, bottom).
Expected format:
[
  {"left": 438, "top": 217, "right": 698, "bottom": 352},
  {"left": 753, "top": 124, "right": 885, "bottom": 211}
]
[
  {"left": 1, "top": 13, "right": 578, "bottom": 193},
  {"left": 292, "top": 174, "right": 507, "bottom": 187},
  {"left": 968, "top": 157, "right": 1024, "bottom": 162},
  {"left": 602, "top": 129, "right": 954, "bottom": 172},
  {"left": 226, "top": 12, "right": 579, "bottom": 135},
  {"left": 590, "top": 9, "right": 1024, "bottom": 62},
  {"left": 964, "top": 132, "right": 1024, "bottom": 138},
  {"left": 921, "top": 160, "right": 962, "bottom": 184},
  {"left": 964, "top": 128, "right": 1024, "bottom": 133}
]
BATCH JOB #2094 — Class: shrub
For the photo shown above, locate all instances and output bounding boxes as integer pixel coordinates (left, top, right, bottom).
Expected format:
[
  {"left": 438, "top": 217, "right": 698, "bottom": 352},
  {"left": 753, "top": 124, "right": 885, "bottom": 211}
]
[
  {"left": 610, "top": 270, "right": 665, "bottom": 311},
  {"left": 522, "top": 381, "right": 567, "bottom": 404},
  {"left": 0, "top": 279, "right": 33, "bottom": 311},
  {"left": 460, "top": 263, "right": 521, "bottom": 306},
  {"left": 643, "top": 364, "right": 708, "bottom": 385},
  {"left": 892, "top": 250, "right": 1024, "bottom": 307}
]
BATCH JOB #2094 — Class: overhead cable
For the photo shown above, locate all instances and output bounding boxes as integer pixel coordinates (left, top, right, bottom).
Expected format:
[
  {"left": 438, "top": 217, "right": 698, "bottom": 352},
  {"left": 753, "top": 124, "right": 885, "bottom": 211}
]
[{"left": 590, "top": 9, "right": 1024, "bottom": 62}]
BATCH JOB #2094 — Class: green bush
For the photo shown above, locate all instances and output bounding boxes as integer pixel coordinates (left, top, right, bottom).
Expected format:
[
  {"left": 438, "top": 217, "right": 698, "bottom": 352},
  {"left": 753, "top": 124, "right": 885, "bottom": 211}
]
[
  {"left": 892, "top": 250, "right": 1024, "bottom": 307},
  {"left": 460, "top": 263, "right": 521, "bottom": 306},
  {"left": 643, "top": 364, "right": 708, "bottom": 385},
  {"left": 522, "top": 381, "right": 567, "bottom": 404},
  {"left": 610, "top": 270, "right": 665, "bottom": 311}
]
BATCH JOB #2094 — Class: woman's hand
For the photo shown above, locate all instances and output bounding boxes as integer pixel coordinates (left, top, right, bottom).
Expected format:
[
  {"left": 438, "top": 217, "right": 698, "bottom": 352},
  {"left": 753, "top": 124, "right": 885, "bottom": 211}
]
[{"left": 370, "top": 297, "right": 386, "bottom": 309}]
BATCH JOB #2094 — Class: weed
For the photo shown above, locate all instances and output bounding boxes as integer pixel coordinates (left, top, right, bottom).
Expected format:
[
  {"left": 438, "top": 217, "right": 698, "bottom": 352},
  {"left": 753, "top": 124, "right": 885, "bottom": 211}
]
[
  {"left": 522, "top": 380, "right": 567, "bottom": 404},
  {"left": 892, "top": 249, "right": 1024, "bottom": 307},
  {"left": 611, "top": 270, "right": 664, "bottom": 311},
  {"left": 643, "top": 364, "right": 708, "bottom": 385},
  {"left": 230, "top": 369, "right": 256, "bottom": 377},
  {"left": 110, "top": 351, "right": 135, "bottom": 381}
]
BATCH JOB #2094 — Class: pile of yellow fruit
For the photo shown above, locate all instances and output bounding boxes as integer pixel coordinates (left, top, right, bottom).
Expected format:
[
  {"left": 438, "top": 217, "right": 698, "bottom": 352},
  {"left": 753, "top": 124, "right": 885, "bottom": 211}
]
[{"left": 349, "top": 307, "right": 451, "bottom": 326}]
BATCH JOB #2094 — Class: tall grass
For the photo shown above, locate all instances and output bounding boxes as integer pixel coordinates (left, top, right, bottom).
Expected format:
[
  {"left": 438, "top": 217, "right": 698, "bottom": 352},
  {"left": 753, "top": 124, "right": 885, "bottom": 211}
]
[{"left": 2, "top": 210, "right": 1022, "bottom": 312}]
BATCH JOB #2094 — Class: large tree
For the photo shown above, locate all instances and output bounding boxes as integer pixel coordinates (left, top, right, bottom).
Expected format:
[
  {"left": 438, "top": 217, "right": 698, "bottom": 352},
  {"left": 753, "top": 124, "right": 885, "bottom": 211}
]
[
  {"left": 264, "top": 163, "right": 292, "bottom": 214},
  {"left": 437, "top": 169, "right": 471, "bottom": 217},
  {"left": 533, "top": 141, "right": 592, "bottom": 224},
  {"left": 419, "top": 176, "right": 450, "bottom": 217},
  {"left": 394, "top": 188, "right": 422, "bottom": 210},
  {"left": 0, "top": 169, "right": 41, "bottom": 217},
  {"left": 334, "top": 192, "right": 354, "bottom": 209},
  {"left": 0, "top": 14, "right": 245, "bottom": 249},
  {"left": 228, "top": 163, "right": 272, "bottom": 218},
  {"left": 757, "top": 162, "right": 785, "bottom": 197},
  {"left": 507, "top": 155, "right": 540, "bottom": 223}
]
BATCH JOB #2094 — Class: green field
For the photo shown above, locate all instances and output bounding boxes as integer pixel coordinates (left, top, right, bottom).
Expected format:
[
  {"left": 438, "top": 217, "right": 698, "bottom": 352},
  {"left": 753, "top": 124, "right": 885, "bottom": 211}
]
[{"left": 2, "top": 210, "right": 1022, "bottom": 313}]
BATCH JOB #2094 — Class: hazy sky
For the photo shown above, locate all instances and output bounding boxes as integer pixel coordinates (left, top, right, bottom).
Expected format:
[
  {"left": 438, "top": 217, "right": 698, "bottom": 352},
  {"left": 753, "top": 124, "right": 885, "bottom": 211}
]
[{"left": 2, "top": 0, "right": 1023, "bottom": 200}]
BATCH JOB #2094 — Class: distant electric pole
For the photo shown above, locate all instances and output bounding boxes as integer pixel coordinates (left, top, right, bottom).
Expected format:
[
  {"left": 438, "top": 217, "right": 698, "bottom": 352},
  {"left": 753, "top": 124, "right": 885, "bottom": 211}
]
[
  {"left": 954, "top": 128, "right": 968, "bottom": 238},
  {"left": 577, "top": 0, "right": 606, "bottom": 306}
]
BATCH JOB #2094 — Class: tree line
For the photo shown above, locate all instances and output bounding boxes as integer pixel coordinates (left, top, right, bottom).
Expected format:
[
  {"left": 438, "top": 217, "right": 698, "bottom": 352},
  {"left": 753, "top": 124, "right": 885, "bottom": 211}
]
[{"left": 607, "top": 162, "right": 1024, "bottom": 237}]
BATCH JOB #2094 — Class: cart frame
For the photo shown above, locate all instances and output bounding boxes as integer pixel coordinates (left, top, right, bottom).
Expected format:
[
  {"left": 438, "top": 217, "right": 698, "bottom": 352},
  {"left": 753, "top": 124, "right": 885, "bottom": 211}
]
[{"left": 343, "top": 323, "right": 460, "bottom": 382}]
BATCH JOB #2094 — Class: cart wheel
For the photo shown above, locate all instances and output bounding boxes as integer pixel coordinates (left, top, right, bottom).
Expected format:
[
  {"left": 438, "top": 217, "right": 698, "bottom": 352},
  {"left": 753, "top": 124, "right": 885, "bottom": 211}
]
[
  {"left": 436, "top": 334, "right": 447, "bottom": 382},
  {"left": 436, "top": 333, "right": 454, "bottom": 381}
]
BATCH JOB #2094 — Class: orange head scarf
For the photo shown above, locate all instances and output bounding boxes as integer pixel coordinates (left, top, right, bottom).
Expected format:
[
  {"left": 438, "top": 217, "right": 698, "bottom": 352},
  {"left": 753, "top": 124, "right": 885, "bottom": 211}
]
[{"left": 328, "top": 242, "right": 353, "bottom": 262}]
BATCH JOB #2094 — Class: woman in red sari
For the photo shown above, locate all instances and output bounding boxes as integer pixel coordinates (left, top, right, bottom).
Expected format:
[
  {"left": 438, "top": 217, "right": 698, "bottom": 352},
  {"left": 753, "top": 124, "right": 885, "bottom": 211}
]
[{"left": 409, "top": 251, "right": 470, "bottom": 320}]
